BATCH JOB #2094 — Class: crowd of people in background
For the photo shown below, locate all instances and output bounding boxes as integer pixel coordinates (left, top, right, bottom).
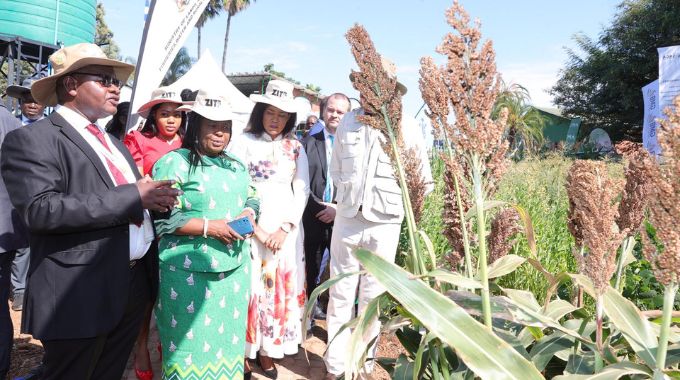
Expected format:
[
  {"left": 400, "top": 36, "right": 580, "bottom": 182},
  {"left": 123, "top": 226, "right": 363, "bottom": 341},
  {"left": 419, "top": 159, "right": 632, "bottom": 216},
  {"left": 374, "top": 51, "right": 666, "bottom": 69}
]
[{"left": 0, "top": 42, "right": 432, "bottom": 380}]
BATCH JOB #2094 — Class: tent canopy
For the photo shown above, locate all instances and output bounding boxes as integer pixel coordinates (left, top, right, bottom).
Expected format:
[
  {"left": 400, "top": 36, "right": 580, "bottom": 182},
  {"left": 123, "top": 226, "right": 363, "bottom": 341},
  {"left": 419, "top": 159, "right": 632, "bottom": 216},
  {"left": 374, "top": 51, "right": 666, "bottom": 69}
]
[{"left": 168, "top": 50, "right": 254, "bottom": 134}]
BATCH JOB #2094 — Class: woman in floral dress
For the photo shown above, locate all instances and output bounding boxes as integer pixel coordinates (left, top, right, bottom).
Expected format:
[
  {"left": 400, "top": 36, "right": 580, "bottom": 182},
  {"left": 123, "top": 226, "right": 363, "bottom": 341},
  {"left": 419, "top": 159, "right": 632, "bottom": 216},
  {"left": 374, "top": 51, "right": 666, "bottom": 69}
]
[
  {"left": 230, "top": 80, "right": 310, "bottom": 378},
  {"left": 153, "top": 88, "right": 259, "bottom": 380}
]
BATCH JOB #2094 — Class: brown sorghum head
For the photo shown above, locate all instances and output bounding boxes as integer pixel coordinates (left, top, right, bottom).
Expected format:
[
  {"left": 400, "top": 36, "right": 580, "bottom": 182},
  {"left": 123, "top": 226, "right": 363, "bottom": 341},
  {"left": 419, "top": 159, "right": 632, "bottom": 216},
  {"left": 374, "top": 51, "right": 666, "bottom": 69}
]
[{"left": 566, "top": 160, "right": 624, "bottom": 294}]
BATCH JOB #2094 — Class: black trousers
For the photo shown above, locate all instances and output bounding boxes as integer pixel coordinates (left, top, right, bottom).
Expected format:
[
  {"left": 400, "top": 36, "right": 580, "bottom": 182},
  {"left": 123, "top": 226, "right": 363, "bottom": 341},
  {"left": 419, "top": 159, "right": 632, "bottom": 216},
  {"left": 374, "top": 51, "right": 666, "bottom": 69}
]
[
  {"left": 0, "top": 250, "right": 16, "bottom": 379},
  {"left": 303, "top": 222, "right": 333, "bottom": 299},
  {"left": 41, "top": 262, "right": 149, "bottom": 380}
]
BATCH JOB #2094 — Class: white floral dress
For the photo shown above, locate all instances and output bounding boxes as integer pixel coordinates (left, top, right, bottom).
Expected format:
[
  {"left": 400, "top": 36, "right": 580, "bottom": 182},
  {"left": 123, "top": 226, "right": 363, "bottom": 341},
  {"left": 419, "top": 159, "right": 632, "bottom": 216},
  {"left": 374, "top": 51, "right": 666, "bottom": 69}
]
[{"left": 229, "top": 132, "right": 310, "bottom": 359}]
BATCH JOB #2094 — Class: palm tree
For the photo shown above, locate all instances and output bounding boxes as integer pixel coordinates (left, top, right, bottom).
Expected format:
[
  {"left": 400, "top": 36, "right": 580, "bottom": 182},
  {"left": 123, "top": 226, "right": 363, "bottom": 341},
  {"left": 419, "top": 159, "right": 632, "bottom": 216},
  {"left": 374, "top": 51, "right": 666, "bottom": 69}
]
[
  {"left": 221, "top": 0, "right": 255, "bottom": 73},
  {"left": 162, "top": 47, "right": 194, "bottom": 86},
  {"left": 492, "top": 82, "right": 546, "bottom": 157},
  {"left": 196, "top": 0, "right": 222, "bottom": 59}
]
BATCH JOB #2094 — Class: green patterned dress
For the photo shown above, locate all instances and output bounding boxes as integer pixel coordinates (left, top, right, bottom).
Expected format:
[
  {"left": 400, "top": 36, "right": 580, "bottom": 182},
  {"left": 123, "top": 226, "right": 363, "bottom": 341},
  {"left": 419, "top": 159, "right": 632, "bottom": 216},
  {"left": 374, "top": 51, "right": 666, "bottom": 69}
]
[{"left": 152, "top": 149, "right": 259, "bottom": 380}]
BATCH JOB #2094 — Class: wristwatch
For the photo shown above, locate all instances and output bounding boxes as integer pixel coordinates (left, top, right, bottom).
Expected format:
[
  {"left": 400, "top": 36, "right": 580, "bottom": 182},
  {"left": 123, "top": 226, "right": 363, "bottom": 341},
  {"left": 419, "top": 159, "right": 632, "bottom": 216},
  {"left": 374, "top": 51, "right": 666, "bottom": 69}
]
[{"left": 280, "top": 223, "right": 292, "bottom": 233}]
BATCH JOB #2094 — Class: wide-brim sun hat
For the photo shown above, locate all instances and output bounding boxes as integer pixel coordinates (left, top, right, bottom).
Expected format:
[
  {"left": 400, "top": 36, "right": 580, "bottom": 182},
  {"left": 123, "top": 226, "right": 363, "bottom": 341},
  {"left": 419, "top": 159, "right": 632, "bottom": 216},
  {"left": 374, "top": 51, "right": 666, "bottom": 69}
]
[
  {"left": 31, "top": 43, "right": 135, "bottom": 107},
  {"left": 6, "top": 77, "right": 40, "bottom": 101},
  {"left": 177, "top": 88, "right": 233, "bottom": 122},
  {"left": 136, "top": 86, "right": 189, "bottom": 118},
  {"left": 249, "top": 79, "right": 297, "bottom": 113},
  {"left": 349, "top": 55, "right": 407, "bottom": 95}
]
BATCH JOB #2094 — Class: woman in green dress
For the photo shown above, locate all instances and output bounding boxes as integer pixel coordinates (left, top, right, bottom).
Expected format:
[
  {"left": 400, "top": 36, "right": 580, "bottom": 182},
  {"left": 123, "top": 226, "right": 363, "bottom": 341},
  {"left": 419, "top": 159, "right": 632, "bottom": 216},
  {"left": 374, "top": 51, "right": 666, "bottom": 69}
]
[{"left": 152, "top": 88, "right": 259, "bottom": 380}]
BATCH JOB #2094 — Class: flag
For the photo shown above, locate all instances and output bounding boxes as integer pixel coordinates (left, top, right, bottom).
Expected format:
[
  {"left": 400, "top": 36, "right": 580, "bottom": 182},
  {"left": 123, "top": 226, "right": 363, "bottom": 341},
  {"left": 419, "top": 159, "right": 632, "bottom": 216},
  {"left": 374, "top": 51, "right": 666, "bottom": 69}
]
[{"left": 126, "top": 0, "right": 211, "bottom": 130}]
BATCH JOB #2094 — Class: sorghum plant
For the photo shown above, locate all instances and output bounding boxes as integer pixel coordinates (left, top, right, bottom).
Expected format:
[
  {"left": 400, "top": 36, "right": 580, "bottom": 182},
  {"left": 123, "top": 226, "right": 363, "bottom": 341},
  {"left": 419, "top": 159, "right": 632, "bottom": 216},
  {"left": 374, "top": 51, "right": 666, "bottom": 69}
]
[
  {"left": 566, "top": 160, "right": 624, "bottom": 356},
  {"left": 642, "top": 96, "right": 680, "bottom": 377},
  {"left": 346, "top": 24, "right": 429, "bottom": 275},
  {"left": 419, "top": 0, "right": 508, "bottom": 327}
]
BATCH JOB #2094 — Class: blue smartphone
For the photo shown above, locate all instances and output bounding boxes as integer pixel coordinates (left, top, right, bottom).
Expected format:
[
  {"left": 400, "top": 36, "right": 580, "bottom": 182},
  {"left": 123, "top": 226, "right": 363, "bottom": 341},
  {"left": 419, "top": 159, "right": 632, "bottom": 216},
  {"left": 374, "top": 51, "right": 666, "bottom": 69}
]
[{"left": 228, "top": 216, "right": 254, "bottom": 237}]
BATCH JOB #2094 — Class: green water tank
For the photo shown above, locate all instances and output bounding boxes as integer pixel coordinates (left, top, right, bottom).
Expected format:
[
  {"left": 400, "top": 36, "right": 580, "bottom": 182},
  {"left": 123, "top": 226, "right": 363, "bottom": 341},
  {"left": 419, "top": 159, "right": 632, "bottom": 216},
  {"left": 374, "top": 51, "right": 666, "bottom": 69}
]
[{"left": 0, "top": 0, "right": 96, "bottom": 46}]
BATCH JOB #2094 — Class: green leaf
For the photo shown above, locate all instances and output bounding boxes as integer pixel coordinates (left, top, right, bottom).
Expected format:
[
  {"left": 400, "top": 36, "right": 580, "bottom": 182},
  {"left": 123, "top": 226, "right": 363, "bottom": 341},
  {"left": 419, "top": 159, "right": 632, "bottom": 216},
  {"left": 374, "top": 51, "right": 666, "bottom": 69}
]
[
  {"left": 465, "top": 200, "right": 508, "bottom": 220},
  {"left": 418, "top": 229, "right": 438, "bottom": 272},
  {"left": 511, "top": 204, "right": 537, "bottom": 257},
  {"left": 395, "top": 327, "right": 422, "bottom": 357},
  {"left": 421, "top": 269, "right": 483, "bottom": 289},
  {"left": 413, "top": 332, "right": 437, "bottom": 380},
  {"left": 485, "top": 254, "right": 527, "bottom": 279},
  {"left": 602, "top": 286, "right": 658, "bottom": 367},
  {"left": 566, "top": 351, "right": 595, "bottom": 375},
  {"left": 354, "top": 248, "right": 545, "bottom": 380},
  {"left": 346, "top": 295, "right": 384, "bottom": 379},
  {"left": 448, "top": 290, "right": 592, "bottom": 345},
  {"left": 503, "top": 288, "right": 541, "bottom": 311},
  {"left": 553, "top": 361, "right": 652, "bottom": 379},
  {"left": 545, "top": 299, "right": 579, "bottom": 321},
  {"left": 530, "top": 333, "right": 574, "bottom": 371},
  {"left": 393, "top": 354, "right": 416, "bottom": 380},
  {"left": 302, "top": 270, "right": 364, "bottom": 342}
]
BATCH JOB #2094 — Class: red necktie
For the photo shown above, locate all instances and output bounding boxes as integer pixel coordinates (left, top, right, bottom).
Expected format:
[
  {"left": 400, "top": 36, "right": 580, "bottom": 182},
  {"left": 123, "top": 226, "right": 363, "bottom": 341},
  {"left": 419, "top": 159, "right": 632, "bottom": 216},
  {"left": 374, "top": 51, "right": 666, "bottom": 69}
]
[{"left": 85, "top": 124, "right": 129, "bottom": 186}]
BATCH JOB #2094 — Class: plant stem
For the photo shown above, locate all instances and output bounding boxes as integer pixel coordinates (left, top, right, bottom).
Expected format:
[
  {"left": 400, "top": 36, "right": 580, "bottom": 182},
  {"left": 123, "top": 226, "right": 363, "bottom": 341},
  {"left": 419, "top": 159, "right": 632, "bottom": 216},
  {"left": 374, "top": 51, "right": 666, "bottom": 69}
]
[
  {"left": 472, "top": 155, "right": 491, "bottom": 327},
  {"left": 595, "top": 294, "right": 604, "bottom": 372},
  {"left": 655, "top": 282, "right": 678, "bottom": 376},
  {"left": 380, "top": 104, "right": 425, "bottom": 275},
  {"left": 614, "top": 235, "right": 635, "bottom": 292}
]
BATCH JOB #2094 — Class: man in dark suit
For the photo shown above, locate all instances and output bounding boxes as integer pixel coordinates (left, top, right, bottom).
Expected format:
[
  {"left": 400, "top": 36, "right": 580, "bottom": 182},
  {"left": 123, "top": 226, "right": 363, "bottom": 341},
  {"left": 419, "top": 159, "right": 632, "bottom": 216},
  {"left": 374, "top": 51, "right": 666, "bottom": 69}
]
[
  {"left": 5, "top": 78, "right": 45, "bottom": 314},
  {"left": 1, "top": 43, "right": 180, "bottom": 380},
  {"left": 302, "top": 93, "right": 350, "bottom": 314},
  {"left": 0, "top": 101, "right": 27, "bottom": 379}
]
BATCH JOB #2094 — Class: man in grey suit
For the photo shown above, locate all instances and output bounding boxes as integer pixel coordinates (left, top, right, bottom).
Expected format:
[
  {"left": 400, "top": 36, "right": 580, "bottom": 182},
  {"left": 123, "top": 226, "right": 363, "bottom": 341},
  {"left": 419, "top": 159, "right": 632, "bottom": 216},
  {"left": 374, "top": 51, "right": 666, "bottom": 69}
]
[{"left": 0, "top": 100, "right": 27, "bottom": 379}]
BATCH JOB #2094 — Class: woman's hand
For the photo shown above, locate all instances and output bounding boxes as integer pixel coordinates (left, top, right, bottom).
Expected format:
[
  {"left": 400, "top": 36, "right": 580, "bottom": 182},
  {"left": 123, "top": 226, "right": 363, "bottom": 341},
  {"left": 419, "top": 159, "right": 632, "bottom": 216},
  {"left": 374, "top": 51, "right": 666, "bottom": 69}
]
[
  {"left": 254, "top": 225, "right": 269, "bottom": 245},
  {"left": 265, "top": 228, "right": 289, "bottom": 253},
  {"left": 207, "top": 219, "right": 244, "bottom": 245}
]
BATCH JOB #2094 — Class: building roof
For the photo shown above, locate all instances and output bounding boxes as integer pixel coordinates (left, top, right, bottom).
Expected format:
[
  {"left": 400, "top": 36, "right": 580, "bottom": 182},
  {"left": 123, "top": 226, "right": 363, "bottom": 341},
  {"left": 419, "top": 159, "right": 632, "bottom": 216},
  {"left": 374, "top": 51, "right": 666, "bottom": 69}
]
[{"left": 227, "top": 71, "right": 324, "bottom": 101}]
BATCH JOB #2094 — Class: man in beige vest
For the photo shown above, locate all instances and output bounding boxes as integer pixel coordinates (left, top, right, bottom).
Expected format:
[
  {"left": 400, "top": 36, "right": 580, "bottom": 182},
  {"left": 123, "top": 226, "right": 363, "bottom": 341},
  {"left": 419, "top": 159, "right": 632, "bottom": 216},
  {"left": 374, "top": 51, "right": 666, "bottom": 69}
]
[{"left": 324, "top": 61, "right": 433, "bottom": 379}]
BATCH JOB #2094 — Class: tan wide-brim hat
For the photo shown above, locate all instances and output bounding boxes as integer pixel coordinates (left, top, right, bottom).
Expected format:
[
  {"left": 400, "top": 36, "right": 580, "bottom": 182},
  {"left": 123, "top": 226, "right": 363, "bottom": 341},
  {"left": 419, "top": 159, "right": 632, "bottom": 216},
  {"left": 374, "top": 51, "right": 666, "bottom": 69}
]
[
  {"left": 177, "top": 88, "right": 234, "bottom": 122},
  {"left": 136, "top": 86, "right": 189, "bottom": 118},
  {"left": 31, "top": 43, "right": 135, "bottom": 107},
  {"left": 349, "top": 56, "right": 407, "bottom": 95},
  {"left": 249, "top": 79, "right": 298, "bottom": 113}
]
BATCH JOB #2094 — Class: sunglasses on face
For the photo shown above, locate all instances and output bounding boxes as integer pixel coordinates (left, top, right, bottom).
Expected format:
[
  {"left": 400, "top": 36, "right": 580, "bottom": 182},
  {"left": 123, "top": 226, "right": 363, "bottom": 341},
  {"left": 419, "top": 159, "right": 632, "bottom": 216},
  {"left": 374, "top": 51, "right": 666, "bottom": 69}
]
[{"left": 73, "top": 72, "right": 124, "bottom": 88}]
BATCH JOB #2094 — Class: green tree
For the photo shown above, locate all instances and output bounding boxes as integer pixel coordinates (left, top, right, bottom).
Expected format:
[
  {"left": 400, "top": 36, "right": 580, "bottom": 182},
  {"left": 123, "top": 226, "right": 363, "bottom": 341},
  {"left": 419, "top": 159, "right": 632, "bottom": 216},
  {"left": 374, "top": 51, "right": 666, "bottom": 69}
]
[
  {"left": 162, "top": 47, "right": 194, "bottom": 86},
  {"left": 95, "top": 3, "right": 121, "bottom": 59},
  {"left": 221, "top": 0, "right": 255, "bottom": 73},
  {"left": 493, "top": 82, "right": 546, "bottom": 156},
  {"left": 550, "top": 0, "right": 680, "bottom": 142},
  {"left": 196, "top": 0, "right": 222, "bottom": 59},
  {"left": 263, "top": 63, "right": 300, "bottom": 85}
]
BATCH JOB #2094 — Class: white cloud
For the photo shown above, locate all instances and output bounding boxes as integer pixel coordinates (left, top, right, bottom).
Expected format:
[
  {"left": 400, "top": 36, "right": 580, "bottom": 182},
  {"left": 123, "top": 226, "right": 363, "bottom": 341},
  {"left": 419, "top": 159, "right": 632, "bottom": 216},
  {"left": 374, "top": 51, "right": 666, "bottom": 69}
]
[{"left": 498, "top": 60, "right": 564, "bottom": 107}]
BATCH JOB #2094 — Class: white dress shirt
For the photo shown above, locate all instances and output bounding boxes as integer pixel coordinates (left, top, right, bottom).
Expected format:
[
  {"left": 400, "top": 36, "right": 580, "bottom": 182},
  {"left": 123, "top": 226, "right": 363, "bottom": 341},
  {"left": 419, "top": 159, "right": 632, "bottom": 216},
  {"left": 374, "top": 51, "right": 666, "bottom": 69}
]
[{"left": 57, "top": 106, "right": 153, "bottom": 260}]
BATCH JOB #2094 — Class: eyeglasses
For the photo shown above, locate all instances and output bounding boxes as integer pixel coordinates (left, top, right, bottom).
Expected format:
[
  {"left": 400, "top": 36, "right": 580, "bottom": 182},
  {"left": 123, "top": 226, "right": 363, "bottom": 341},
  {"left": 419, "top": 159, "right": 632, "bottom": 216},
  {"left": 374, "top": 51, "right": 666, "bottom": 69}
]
[{"left": 73, "top": 72, "right": 124, "bottom": 88}]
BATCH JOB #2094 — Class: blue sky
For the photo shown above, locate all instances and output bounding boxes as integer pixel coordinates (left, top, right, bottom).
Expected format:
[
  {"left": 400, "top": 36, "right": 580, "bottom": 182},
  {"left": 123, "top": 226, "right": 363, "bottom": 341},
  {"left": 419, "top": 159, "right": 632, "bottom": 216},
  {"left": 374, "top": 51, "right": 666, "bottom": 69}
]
[{"left": 100, "top": 0, "right": 622, "bottom": 117}]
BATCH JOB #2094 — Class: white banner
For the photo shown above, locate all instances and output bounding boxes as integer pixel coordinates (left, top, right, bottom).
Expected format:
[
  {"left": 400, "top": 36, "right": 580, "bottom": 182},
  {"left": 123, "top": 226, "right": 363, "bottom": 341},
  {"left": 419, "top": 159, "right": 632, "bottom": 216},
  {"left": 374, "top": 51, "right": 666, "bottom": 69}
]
[
  {"left": 126, "top": 0, "right": 210, "bottom": 130},
  {"left": 658, "top": 45, "right": 680, "bottom": 115},
  {"left": 642, "top": 80, "right": 660, "bottom": 155}
]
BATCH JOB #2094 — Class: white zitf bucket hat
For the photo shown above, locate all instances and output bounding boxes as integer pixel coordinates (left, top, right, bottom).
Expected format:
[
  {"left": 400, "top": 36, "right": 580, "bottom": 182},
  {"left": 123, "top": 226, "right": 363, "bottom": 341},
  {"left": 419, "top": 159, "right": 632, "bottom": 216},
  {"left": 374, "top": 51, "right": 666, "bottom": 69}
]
[
  {"left": 249, "top": 79, "right": 297, "bottom": 113},
  {"left": 177, "top": 88, "right": 233, "bottom": 121}
]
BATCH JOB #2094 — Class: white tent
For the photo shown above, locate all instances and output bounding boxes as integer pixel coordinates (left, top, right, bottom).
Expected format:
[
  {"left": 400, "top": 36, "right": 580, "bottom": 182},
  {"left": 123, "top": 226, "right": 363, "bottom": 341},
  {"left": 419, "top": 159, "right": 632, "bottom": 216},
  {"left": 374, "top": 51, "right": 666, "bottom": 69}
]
[{"left": 169, "top": 50, "right": 254, "bottom": 135}]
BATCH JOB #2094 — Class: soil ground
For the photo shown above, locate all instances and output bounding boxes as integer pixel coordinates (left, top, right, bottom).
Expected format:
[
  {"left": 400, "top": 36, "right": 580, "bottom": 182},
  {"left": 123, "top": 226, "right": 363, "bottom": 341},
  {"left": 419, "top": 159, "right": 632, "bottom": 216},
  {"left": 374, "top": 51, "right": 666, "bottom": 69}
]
[{"left": 8, "top": 303, "right": 404, "bottom": 380}]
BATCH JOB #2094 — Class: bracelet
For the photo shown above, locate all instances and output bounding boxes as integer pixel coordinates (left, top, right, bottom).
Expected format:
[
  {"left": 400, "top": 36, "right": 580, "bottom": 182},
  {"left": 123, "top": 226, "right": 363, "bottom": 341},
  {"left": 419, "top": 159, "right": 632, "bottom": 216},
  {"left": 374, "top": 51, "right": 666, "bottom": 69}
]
[{"left": 202, "top": 217, "right": 209, "bottom": 238}]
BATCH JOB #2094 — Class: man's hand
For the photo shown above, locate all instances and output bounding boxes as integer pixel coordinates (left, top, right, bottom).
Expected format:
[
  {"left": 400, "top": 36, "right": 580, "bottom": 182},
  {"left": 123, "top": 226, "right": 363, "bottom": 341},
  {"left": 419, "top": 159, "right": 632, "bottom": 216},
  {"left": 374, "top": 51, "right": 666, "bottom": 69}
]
[
  {"left": 315, "top": 203, "right": 336, "bottom": 224},
  {"left": 136, "top": 178, "right": 181, "bottom": 212}
]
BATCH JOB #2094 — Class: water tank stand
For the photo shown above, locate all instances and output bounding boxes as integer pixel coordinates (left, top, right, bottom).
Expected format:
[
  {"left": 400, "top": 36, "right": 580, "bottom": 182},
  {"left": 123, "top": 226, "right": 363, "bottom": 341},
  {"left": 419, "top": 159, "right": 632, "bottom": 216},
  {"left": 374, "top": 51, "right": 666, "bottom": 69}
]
[{"left": 0, "top": 34, "right": 59, "bottom": 109}]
